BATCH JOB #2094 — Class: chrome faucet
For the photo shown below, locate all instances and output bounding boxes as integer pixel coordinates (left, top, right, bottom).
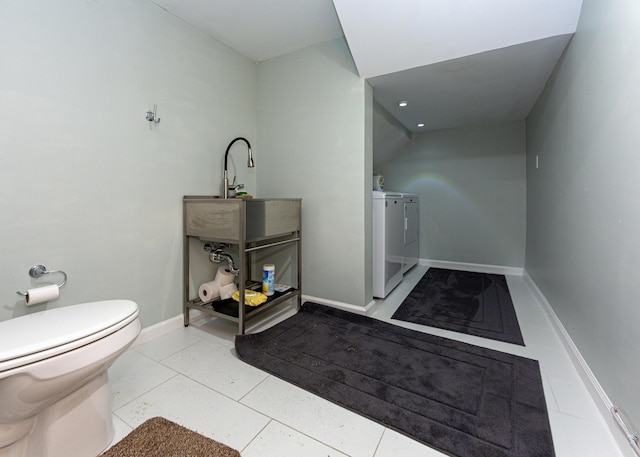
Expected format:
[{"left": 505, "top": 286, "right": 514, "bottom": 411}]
[
  {"left": 211, "top": 249, "right": 239, "bottom": 275},
  {"left": 223, "top": 137, "right": 254, "bottom": 199},
  {"left": 205, "top": 245, "right": 239, "bottom": 274}
]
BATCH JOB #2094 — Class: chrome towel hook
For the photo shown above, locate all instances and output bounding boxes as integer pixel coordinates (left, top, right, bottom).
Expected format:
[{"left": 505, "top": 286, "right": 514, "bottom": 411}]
[
  {"left": 16, "top": 264, "right": 68, "bottom": 296},
  {"left": 145, "top": 104, "right": 161, "bottom": 129}
]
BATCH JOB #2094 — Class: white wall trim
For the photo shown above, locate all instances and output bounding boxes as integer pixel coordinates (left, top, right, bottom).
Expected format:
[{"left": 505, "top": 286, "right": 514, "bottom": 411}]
[
  {"left": 523, "top": 270, "right": 636, "bottom": 457},
  {"left": 130, "top": 313, "right": 185, "bottom": 348},
  {"left": 302, "top": 294, "right": 377, "bottom": 316},
  {"left": 130, "top": 296, "right": 377, "bottom": 349},
  {"left": 130, "top": 294, "right": 378, "bottom": 348},
  {"left": 131, "top": 309, "right": 209, "bottom": 348},
  {"left": 420, "top": 258, "right": 524, "bottom": 277}
]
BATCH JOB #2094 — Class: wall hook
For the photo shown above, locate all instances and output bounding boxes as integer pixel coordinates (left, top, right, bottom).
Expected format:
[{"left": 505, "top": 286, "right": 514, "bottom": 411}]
[{"left": 145, "top": 104, "right": 161, "bottom": 128}]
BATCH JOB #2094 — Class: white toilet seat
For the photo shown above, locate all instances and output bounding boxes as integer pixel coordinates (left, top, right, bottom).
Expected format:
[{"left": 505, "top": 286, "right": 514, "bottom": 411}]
[{"left": 0, "top": 300, "right": 139, "bottom": 373}]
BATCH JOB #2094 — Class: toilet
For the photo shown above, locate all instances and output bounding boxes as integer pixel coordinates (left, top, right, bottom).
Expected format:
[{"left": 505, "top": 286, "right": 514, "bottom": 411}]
[{"left": 0, "top": 300, "right": 141, "bottom": 457}]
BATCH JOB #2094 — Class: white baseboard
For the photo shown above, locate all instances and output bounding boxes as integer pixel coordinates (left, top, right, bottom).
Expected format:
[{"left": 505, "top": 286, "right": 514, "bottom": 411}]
[
  {"left": 523, "top": 270, "right": 636, "bottom": 457},
  {"left": 130, "top": 314, "right": 184, "bottom": 348},
  {"left": 131, "top": 296, "right": 376, "bottom": 348},
  {"left": 302, "top": 294, "right": 377, "bottom": 316},
  {"left": 420, "top": 258, "right": 524, "bottom": 277}
]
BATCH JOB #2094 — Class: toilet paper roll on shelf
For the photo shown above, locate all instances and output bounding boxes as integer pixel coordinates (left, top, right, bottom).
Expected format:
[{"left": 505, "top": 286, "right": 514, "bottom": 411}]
[
  {"left": 215, "top": 266, "right": 236, "bottom": 286},
  {"left": 219, "top": 282, "right": 238, "bottom": 300},
  {"left": 198, "top": 280, "right": 221, "bottom": 303},
  {"left": 24, "top": 284, "right": 60, "bottom": 306}
]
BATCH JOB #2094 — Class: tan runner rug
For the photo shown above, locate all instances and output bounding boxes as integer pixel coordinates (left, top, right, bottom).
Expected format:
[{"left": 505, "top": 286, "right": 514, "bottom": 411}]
[{"left": 101, "top": 417, "right": 241, "bottom": 457}]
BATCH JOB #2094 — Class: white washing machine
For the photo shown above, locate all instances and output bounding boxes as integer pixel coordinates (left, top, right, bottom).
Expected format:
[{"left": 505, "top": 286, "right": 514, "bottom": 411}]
[{"left": 372, "top": 191, "right": 404, "bottom": 298}]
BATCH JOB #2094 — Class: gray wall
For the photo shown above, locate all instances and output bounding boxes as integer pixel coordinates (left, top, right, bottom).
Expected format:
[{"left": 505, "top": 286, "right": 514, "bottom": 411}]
[
  {"left": 256, "top": 38, "right": 373, "bottom": 309},
  {"left": 526, "top": 0, "right": 640, "bottom": 428},
  {"left": 0, "top": 0, "right": 257, "bottom": 326},
  {"left": 372, "top": 101, "right": 411, "bottom": 170},
  {"left": 377, "top": 122, "right": 527, "bottom": 268}
]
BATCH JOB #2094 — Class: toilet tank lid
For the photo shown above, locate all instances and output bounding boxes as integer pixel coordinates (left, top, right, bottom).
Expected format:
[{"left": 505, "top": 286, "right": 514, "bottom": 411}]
[{"left": 0, "top": 300, "right": 139, "bottom": 364}]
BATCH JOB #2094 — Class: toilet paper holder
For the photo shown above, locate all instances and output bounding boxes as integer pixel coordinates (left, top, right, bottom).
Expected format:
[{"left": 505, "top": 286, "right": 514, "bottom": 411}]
[{"left": 16, "top": 264, "right": 68, "bottom": 296}]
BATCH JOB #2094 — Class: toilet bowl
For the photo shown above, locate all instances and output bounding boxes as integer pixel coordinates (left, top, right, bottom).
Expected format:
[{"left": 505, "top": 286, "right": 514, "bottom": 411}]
[{"left": 0, "top": 300, "right": 141, "bottom": 457}]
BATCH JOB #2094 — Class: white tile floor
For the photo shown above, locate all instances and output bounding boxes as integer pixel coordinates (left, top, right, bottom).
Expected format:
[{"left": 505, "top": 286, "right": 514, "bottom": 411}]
[{"left": 107, "top": 266, "right": 625, "bottom": 457}]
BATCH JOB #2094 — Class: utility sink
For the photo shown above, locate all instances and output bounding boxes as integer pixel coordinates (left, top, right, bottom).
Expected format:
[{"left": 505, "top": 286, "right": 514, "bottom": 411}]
[{"left": 183, "top": 196, "right": 301, "bottom": 243}]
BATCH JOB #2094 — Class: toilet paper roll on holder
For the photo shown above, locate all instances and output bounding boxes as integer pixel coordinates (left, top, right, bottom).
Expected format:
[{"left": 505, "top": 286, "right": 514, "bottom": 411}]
[{"left": 16, "top": 264, "right": 68, "bottom": 296}]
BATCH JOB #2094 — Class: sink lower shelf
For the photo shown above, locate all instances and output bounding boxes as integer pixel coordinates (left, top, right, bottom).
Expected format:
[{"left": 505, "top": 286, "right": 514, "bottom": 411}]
[{"left": 187, "top": 286, "right": 299, "bottom": 321}]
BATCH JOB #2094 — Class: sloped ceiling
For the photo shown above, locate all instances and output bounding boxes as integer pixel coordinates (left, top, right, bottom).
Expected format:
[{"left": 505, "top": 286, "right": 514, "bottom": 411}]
[
  {"left": 151, "top": 0, "right": 344, "bottom": 62},
  {"left": 150, "top": 0, "right": 583, "bottom": 134},
  {"left": 332, "top": 0, "right": 582, "bottom": 79},
  {"left": 332, "top": 0, "right": 582, "bottom": 132},
  {"left": 369, "top": 34, "right": 572, "bottom": 133}
]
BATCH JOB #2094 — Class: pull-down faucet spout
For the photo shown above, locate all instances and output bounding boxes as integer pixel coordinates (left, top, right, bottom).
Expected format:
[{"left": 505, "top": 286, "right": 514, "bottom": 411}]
[{"left": 223, "top": 137, "right": 254, "bottom": 199}]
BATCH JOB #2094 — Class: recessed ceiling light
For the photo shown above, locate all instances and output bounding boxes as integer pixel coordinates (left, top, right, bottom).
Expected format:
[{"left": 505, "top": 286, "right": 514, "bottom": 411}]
[
  {"left": 417, "top": 123, "right": 425, "bottom": 128},
  {"left": 398, "top": 101, "right": 408, "bottom": 107}
]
